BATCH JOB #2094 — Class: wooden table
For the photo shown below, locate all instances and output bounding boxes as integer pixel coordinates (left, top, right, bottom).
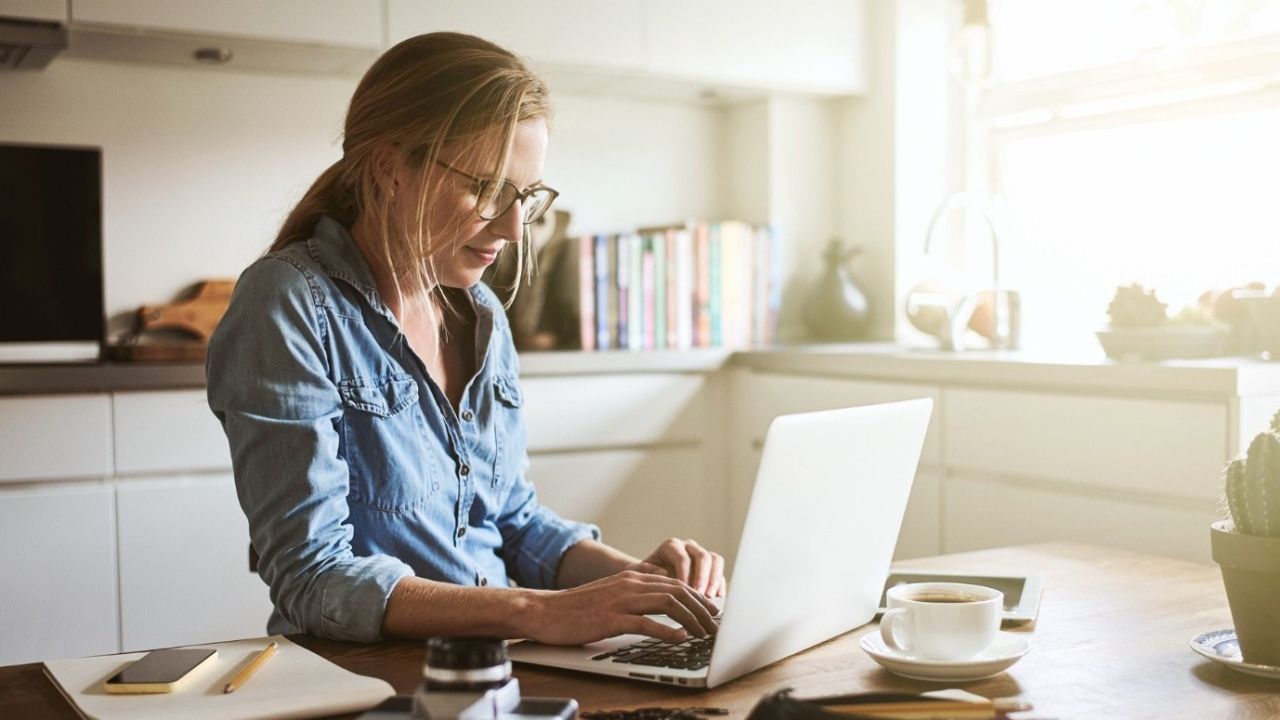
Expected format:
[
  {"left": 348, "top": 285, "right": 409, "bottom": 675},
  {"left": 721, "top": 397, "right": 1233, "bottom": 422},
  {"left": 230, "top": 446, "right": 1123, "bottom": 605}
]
[{"left": 4, "top": 544, "right": 1279, "bottom": 719}]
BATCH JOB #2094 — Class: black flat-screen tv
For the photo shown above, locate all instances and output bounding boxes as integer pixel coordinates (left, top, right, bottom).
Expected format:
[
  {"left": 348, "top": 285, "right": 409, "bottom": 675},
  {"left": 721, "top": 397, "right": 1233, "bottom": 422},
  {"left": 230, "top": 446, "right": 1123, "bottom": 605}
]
[{"left": 0, "top": 142, "right": 103, "bottom": 362}]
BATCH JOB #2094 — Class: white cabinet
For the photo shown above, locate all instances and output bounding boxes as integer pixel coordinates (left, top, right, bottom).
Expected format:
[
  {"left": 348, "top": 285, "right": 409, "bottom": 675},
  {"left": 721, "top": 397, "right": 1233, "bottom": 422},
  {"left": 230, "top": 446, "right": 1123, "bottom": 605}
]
[
  {"left": 529, "top": 446, "right": 716, "bottom": 559},
  {"left": 643, "top": 0, "right": 867, "bottom": 94},
  {"left": 386, "top": 0, "right": 646, "bottom": 73},
  {"left": 386, "top": 0, "right": 867, "bottom": 96},
  {"left": 113, "top": 390, "right": 231, "bottom": 475},
  {"left": 943, "top": 388, "right": 1228, "bottom": 501},
  {"left": 65, "top": 0, "right": 381, "bottom": 75},
  {"left": 741, "top": 373, "right": 941, "bottom": 466},
  {"left": 0, "top": 0, "right": 66, "bottom": 22},
  {"left": 116, "top": 474, "right": 271, "bottom": 651},
  {"left": 522, "top": 374, "right": 706, "bottom": 451},
  {"left": 0, "top": 484, "right": 117, "bottom": 666},
  {"left": 71, "top": 0, "right": 382, "bottom": 48},
  {"left": 943, "top": 473, "right": 1220, "bottom": 564},
  {"left": 0, "top": 394, "right": 112, "bottom": 483}
]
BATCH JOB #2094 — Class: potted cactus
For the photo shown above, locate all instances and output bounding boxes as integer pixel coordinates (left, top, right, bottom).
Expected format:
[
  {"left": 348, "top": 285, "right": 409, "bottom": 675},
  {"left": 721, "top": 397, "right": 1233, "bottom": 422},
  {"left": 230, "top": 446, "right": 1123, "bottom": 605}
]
[{"left": 1213, "top": 409, "right": 1280, "bottom": 666}]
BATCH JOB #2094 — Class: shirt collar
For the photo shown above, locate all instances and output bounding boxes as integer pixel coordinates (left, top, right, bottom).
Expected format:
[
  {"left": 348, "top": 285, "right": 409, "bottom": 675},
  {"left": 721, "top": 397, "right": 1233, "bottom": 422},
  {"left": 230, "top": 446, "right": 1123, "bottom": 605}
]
[{"left": 305, "top": 215, "right": 497, "bottom": 329}]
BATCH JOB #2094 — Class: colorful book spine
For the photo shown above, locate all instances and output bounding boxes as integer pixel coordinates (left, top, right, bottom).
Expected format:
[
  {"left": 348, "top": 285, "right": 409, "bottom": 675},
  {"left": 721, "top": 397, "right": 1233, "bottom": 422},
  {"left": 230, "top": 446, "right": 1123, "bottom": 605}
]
[
  {"left": 653, "top": 231, "right": 667, "bottom": 350},
  {"left": 642, "top": 235, "right": 656, "bottom": 350},
  {"left": 675, "top": 228, "right": 694, "bottom": 350},
  {"left": 616, "top": 232, "right": 630, "bottom": 350},
  {"left": 579, "top": 234, "right": 595, "bottom": 351},
  {"left": 708, "top": 223, "right": 723, "bottom": 347},
  {"left": 627, "top": 233, "right": 643, "bottom": 351},
  {"left": 593, "top": 234, "right": 609, "bottom": 350},
  {"left": 694, "top": 222, "right": 711, "bottom": 347}
]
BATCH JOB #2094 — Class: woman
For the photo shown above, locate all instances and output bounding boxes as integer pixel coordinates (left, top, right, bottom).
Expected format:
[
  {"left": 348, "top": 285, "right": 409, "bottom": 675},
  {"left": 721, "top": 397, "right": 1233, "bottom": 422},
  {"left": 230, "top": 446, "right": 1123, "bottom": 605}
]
[{"left": 206, "top": 32, "right": 724, "bottom": 646}]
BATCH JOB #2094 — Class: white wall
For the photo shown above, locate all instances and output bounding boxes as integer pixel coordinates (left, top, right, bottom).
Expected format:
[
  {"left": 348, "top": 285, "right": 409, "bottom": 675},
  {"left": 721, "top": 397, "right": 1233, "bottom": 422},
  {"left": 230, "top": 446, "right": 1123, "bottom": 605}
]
[{"left": 0, "top": 58, "right": 726, "bottom": 338}]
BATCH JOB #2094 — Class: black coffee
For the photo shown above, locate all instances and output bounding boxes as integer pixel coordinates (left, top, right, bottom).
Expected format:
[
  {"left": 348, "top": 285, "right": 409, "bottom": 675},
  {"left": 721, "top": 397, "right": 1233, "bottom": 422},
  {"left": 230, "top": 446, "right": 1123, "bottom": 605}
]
[{"left": 909, "top": 592, "right": 984, "bottom": 604}]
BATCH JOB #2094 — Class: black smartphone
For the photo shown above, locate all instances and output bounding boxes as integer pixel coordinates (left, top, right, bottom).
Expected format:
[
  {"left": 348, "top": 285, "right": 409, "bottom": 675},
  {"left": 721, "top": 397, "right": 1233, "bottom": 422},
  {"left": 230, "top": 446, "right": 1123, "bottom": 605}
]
[{"left": 103, "top": 648, "right": 218, "bottom": 694}]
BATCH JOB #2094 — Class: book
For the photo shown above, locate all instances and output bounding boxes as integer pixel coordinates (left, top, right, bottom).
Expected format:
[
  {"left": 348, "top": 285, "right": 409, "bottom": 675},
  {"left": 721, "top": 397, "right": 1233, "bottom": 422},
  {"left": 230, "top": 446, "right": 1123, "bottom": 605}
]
[
  {"left": 578, "top": 234, "right": 595, "bottom": 350},
  {"left": 42, "top": 635, "right": 393, "bottom": 720}
]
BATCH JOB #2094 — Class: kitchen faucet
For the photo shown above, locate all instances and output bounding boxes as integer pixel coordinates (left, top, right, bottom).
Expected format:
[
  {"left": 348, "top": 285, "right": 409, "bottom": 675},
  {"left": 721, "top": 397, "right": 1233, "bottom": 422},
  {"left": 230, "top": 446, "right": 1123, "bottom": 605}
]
[{"left": 920, "top": 192, "right": 1019, "bottom": 350}]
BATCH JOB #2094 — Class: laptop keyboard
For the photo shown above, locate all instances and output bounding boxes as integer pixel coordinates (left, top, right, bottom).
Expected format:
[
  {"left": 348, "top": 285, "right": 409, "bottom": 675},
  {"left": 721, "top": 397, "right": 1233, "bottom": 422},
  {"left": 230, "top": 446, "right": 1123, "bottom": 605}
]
[{"left": 591, "top": 636, "right": 716, "bottom": 671}]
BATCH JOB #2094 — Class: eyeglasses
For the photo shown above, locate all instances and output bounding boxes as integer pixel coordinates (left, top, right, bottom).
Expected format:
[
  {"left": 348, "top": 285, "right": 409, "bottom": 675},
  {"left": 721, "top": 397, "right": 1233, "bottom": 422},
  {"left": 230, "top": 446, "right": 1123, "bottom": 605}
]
[{"left": 435, "top": 160, "right": 559, "bottom": 225}]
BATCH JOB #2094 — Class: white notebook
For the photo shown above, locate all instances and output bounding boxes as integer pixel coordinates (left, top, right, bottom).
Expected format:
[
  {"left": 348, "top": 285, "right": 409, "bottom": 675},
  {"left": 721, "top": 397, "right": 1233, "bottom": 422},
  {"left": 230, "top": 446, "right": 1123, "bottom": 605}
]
[{"left": 42, "top": 635, "right": 395, "bottom": 720}]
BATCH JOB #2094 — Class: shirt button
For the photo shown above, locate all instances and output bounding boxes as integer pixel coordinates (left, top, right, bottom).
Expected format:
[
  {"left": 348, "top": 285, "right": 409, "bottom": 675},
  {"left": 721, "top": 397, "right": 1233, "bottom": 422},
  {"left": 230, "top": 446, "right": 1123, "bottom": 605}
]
[
  {"left": 462, "top": 410, "right": 475, "bottom": 422},
  {"left": 457, "top": 527, "right": 467, "bottom": 539},
  {"left": 459, "top": 464, "right": 470, "bottom": 477},
  {"left": 479, "top": 576, "right": 488, "bottom": 587}
]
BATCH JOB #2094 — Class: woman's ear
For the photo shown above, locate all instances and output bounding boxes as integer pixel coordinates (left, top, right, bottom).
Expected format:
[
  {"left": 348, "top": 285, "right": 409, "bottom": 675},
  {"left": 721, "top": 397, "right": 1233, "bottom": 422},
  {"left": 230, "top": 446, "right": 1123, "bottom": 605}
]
[{"left": 368, "top": 143, "right": 404, "bottom": 202}]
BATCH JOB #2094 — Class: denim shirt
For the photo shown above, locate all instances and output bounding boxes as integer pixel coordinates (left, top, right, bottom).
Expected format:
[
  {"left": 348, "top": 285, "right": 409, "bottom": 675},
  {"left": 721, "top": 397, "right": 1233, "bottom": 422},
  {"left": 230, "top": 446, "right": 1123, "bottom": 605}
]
[{"left": 206, "top": 216, "right": 599, "bottom": 642}]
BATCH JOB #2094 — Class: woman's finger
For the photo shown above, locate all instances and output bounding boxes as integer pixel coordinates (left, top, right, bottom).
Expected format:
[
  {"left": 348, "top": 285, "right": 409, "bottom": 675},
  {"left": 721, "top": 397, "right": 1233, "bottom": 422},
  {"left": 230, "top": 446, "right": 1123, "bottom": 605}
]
[
  {"left": 686, "top": 540, "right": 712, "bottom": 595},
  {"left": 704, "top": 552, "right": 725, "bottom": 599},
  {"left": 657, "top": 539, "right": 692, "bottom": 584},
  {"left": 622, "top": 614, "right": 687, "bottom": 643},
  {"left": 643, "top": 592, "right": 714, "bottom": 637}
]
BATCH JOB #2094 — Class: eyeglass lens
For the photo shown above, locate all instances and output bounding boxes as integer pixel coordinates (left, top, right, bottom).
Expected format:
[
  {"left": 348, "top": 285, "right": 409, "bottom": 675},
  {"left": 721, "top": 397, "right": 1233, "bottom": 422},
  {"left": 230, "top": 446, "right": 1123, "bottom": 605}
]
[{"left": 476, "top": 180, "right": 555, "bottom": 224}]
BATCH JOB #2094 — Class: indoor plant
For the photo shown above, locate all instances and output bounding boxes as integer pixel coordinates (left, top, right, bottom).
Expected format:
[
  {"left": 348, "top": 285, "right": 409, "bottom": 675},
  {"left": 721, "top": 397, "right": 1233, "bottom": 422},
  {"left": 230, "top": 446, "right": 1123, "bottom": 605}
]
[{"left": 1213, "top": 409, "right": 1280, "bottom": 666}]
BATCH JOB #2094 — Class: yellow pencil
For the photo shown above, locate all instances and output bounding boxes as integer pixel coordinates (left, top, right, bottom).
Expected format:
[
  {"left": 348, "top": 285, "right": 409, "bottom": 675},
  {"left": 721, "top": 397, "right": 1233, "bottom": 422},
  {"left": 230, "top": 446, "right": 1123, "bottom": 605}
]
[{"left": 223, "top": 641, "right": 278, "bottom": 694}]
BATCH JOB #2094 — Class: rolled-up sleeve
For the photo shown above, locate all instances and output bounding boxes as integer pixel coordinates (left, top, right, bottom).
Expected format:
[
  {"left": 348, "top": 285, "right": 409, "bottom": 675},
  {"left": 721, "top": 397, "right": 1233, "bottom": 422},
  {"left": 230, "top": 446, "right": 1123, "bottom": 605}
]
[
  {"left": 207, "top": 257, "right": 413, "bottom": 642},
  {"left": 496, "top": 451, "right": 600, "bottom": 589}
]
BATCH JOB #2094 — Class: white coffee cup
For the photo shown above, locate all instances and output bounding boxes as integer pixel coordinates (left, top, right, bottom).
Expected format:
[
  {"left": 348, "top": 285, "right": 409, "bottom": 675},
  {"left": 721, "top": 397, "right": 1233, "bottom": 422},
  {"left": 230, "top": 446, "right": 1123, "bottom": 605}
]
[{"left": 879, "top": 582, "right": 1002, "bottom": 661}]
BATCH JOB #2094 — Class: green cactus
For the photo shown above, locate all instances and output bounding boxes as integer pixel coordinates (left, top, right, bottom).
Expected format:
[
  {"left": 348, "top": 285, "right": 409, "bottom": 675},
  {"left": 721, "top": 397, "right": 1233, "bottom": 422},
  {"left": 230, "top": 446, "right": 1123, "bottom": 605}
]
[{"left": 1225, "top": 410, "right": 1280, "bottom": 537}]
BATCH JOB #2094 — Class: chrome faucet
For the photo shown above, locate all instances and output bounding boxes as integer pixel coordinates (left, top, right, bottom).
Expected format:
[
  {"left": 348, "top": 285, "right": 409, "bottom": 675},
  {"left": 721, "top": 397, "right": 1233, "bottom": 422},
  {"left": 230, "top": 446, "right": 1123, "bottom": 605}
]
[{"left": 921, "top": 192, "right": 1019, "bottom": 351}]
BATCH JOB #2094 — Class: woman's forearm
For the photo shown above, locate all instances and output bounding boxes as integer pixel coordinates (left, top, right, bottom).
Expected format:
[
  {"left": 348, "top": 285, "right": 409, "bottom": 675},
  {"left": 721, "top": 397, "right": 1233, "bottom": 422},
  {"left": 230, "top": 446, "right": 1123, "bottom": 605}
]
[
  {"left": 554, "top": 539, "right": 637, "bottom": 588},
  {"left": 380, "top": 575, "right": 543, "bottom": 639}
]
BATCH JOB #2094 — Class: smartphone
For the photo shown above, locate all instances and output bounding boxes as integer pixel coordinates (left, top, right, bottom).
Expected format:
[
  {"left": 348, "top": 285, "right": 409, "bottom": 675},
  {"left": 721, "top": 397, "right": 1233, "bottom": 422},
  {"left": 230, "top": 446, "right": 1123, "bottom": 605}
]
[{"left": 103, "top": 648, "right": 218, "bottom": 694}]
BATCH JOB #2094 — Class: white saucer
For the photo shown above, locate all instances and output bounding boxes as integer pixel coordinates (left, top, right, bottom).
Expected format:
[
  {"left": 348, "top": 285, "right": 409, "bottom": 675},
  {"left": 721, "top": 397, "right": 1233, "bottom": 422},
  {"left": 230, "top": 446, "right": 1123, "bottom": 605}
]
[
  {"left": 1191, "top": 629, "right": 1280, "bottom": 680},
  {"left": 859, "top": 630, "right": 1030, "bottom": 682}
]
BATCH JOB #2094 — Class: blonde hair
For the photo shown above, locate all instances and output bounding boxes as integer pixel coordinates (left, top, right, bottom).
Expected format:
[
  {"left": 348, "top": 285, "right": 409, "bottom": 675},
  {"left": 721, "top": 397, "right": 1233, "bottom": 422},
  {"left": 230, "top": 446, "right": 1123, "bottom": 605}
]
[{"left": 271, "top": 32, "right": 552, "bottom": 319}]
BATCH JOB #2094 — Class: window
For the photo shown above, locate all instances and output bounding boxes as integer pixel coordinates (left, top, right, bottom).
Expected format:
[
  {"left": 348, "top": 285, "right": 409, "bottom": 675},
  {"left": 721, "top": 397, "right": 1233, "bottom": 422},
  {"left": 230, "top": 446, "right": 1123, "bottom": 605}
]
[{"left": 969, "top": 0, "right": 1280, "bottom": 350}]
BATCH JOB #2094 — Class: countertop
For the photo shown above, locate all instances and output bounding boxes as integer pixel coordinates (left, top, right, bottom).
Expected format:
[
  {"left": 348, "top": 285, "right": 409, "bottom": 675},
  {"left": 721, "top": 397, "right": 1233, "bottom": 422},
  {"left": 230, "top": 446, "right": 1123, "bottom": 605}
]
[{"left": 2, "top": 344, "right": 1279, "bottom": 397}]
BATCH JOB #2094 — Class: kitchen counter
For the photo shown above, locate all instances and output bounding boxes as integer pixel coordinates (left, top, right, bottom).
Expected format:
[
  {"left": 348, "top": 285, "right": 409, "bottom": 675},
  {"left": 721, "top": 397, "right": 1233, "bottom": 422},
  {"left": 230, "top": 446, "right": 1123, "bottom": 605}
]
[
  {"left": 733, "top": 343, "right": 1280, "bottom": 399},
  {"left": 2, "top": 344, "right": 1279, "bottom": 398}
]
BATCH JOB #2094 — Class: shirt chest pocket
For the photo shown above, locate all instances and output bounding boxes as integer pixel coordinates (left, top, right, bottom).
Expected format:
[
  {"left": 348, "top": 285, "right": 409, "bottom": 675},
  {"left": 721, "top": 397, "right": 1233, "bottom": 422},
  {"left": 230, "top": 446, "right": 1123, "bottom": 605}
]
[
  {"left": 338, "top": 373, "right": 439, "bottom": 513},
  {"left": 490, "top": 374, "right": 525, "bottom": 492}
]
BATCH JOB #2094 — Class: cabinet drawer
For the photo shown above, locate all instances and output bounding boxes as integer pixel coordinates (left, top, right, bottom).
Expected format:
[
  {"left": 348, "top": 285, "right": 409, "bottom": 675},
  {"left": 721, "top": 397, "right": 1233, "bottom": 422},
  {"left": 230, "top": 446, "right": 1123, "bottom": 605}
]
[
  {"left": 117, "top": 474, "right": 271, "bottom": 651},
  {"left": 521, "top": 374, "right": 705, "bottom": 451},
  {"left": 113, "top": 390, "right": 231, "bottom": 475},
  {"left": 0, "top": 484, "right": 118, "bottom": 665},
  {"left": 0, "top": 394, "right": 112, "bottom": 482},
  {"left": 943, "top": 474, "right": 1218, "bottom": 564},
  {"left": 741, "top": 373, "right": 941, "bottom": 466},
  {"left": 943, "top": 389, "right": 1227, "bottom": 500},
  {"left": 527, "top": 447, "right": 718, "bottom": 559}
]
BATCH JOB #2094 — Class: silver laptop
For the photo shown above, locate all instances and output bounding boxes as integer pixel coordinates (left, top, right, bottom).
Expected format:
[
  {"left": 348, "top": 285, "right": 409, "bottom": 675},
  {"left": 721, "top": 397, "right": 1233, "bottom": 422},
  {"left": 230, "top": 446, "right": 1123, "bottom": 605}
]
[{"left": 508, "top": 398, "right": 933, "bottom": 689}]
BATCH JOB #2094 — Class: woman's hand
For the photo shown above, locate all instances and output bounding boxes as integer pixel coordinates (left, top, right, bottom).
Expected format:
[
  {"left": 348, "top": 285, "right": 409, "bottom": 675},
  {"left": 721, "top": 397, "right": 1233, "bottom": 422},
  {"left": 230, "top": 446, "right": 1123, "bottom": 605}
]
[
  {"left": 625, "top": 537, "right": 726, "bottom": 598},
  {"left": 524, "top": 570, "right": 719, "bottom": 646}
]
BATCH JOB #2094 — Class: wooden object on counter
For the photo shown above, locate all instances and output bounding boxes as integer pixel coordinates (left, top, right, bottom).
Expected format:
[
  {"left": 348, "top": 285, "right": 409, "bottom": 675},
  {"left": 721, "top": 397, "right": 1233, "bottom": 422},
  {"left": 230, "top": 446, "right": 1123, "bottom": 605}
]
[
  {"left": 4, "top": 544, "right": 1277, "bottom": 719},
  {"left": 137, "top": 280, "right": 236, "bottom": 340},
  {"left": 110, "top": 280, "right": 235, "bottom": 363}
]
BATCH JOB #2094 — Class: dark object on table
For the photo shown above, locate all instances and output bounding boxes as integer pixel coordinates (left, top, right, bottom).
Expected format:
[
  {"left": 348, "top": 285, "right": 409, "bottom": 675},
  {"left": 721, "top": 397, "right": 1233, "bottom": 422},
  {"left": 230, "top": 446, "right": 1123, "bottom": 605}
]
[
  {"left": 581, "top": 707, "right": 728, "bottom": 720},
  {"left": 356, "top": 636, "right": 578, "bottom": 720},
  {"left": 106, "top": 279, "right": 235, "bottom": 362},
  {"left": 744, "top": 688, "right": 1028, "bottom": 720},
  {"left": 802, "top": 238, "right": 870, "bottom": 341},
  {"left": 484, "top": 209, "right": 580, "bottom": 351}
]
